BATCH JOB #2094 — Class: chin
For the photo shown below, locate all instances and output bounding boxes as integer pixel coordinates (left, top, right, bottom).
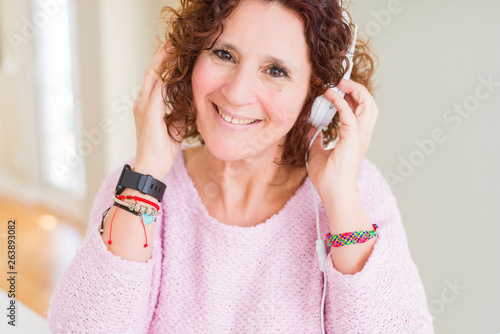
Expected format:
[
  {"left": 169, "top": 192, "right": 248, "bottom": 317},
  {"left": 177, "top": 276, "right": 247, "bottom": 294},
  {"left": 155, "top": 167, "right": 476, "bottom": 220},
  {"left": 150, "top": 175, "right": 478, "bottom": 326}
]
[{"left": 202, "top": 136, "right": 259, "bottom": 162}]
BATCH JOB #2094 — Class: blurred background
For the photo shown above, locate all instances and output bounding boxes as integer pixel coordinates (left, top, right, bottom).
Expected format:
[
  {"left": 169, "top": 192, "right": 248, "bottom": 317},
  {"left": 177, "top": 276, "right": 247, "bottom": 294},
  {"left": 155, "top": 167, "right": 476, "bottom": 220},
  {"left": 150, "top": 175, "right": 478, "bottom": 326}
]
[{"left": 0, "top": 0, "right": 498, "bottom": 333}]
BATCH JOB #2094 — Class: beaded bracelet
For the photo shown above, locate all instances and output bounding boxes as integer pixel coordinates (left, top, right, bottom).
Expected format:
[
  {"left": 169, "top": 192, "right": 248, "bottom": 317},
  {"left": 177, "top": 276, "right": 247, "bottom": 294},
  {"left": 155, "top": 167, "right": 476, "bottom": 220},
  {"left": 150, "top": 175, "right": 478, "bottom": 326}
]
[
  {"left": 325, "top": 224, "right": 378, "bottom": 247},
  {"left": 112, "top": 195, "right": 158, "bottom": 220},
  {"left": 112, "top": 202, "right": 140, "bottom": 216}
]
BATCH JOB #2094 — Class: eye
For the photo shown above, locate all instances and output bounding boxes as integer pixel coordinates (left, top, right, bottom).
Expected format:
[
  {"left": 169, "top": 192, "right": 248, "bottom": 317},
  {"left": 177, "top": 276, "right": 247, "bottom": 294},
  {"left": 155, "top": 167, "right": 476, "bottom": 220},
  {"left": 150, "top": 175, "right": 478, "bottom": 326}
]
[
  {"left": 212, "top": 49, "right": 235, "bottom": 62},
  {"left": 266, "top": 66, "right": 289, "bottom": 78}
]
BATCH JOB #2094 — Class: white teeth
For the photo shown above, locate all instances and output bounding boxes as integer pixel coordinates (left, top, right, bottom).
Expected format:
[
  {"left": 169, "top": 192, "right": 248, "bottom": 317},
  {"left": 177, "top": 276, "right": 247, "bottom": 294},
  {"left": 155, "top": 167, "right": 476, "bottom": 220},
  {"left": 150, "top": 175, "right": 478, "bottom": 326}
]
[{"left": 216, "top": 105, "right": 257, "bottom": 125}]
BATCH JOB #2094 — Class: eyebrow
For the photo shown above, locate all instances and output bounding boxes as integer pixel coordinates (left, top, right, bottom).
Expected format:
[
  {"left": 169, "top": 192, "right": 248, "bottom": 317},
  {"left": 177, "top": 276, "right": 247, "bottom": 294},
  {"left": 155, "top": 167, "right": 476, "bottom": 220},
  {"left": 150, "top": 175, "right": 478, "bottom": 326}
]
[{"left": 213, "top": 42, "right": 297, "bottom": 74}]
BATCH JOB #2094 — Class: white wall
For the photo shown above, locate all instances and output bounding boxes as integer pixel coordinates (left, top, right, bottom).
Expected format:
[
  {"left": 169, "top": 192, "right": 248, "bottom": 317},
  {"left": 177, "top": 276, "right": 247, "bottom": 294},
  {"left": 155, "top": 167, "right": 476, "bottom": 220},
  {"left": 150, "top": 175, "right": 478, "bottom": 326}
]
[{"left": 350, "top": 1, "right": 500, "bottom": 333}]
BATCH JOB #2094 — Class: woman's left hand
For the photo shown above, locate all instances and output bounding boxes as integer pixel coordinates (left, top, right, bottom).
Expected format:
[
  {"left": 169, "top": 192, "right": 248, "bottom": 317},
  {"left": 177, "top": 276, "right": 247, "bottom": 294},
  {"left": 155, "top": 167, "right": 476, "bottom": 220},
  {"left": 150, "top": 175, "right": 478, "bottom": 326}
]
[{"left": 306, "top": 79, "right": 379, "bottom": 199}]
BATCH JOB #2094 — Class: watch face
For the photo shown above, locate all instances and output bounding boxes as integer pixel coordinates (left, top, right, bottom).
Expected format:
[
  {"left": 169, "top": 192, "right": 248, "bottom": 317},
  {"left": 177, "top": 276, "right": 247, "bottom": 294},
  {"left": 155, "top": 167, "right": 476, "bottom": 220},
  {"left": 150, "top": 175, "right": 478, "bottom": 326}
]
[
  {"left": 115, "top": 184, "right": 124, "bottom": 195},
  {"left": 115, "top": 164, "right": 131, "bottom": 195}
]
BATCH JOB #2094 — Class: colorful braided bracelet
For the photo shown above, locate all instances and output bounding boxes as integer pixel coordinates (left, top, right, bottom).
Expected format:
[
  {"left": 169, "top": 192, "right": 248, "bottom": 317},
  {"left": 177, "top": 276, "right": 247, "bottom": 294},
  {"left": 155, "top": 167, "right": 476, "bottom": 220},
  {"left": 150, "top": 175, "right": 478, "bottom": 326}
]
[{"left": 325, "top": 224, "right": 378, "bottom": 247}]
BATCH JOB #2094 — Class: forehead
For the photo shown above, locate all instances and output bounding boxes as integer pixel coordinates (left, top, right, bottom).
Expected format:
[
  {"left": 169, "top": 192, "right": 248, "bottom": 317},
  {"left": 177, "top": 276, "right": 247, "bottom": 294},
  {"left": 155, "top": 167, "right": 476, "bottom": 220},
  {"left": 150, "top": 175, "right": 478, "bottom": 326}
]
[{"left": 217, "top": 0, "right": 310, "bottom": 66}]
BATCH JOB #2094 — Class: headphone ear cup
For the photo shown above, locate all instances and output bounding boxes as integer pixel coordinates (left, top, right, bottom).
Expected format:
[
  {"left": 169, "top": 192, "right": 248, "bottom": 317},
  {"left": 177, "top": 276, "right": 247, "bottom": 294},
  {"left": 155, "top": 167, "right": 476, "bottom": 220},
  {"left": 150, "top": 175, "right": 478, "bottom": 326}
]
[{"left": 310, "top": 95, "right": 337, "bottom": 128}]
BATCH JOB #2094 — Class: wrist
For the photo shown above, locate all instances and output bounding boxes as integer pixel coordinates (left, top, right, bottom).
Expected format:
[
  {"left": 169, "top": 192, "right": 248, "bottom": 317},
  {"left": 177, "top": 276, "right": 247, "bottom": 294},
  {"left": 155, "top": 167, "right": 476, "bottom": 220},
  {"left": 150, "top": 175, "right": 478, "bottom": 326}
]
[
  {"left": 319, "top": 182, "right": 360, "bottom": 206},
  {"left": 132, "top": 162, "right": 169, "bottom": 181},
  {"left": 321, "top": 189, "right": 371, "bottom": 234}
]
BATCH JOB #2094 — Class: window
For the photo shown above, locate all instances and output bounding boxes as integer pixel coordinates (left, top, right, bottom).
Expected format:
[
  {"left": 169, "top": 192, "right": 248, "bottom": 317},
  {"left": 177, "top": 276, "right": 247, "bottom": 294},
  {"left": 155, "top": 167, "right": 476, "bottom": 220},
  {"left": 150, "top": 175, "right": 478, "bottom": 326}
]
[{"left": 32, "top": 0, "right": 85, "bottom": 197}]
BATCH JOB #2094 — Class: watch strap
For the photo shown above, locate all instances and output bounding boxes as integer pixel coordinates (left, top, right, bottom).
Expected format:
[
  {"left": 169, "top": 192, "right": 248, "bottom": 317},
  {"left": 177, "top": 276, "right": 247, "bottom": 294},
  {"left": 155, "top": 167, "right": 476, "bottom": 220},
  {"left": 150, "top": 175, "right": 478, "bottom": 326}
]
[{"left": 115, "top": 164, "right": 166, "bottom": 202}]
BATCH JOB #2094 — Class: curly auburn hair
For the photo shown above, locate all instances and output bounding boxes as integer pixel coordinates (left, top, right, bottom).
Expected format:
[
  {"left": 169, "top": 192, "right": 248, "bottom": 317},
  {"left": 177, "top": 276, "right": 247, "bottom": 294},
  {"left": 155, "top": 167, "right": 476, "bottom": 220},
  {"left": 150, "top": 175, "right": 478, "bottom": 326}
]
[{"left": 160, "top": 0, "right": 377, "bottom": 170}]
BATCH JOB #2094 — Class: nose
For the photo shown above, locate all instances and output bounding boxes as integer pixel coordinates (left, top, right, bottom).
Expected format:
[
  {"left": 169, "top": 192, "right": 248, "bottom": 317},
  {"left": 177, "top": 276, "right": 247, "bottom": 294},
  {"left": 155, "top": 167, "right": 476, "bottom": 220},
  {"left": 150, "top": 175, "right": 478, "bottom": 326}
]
[{"left": 220, "top": 66, "right": 258, "bottom": 106}]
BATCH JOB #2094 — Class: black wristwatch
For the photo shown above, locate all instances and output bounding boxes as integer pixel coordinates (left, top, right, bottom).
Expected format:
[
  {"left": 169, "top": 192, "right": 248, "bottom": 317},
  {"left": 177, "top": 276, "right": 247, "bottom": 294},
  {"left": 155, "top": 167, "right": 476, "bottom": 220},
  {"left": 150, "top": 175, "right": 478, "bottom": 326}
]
[{"left": 115, "top": 164, "right": 167, "bottom": 202}]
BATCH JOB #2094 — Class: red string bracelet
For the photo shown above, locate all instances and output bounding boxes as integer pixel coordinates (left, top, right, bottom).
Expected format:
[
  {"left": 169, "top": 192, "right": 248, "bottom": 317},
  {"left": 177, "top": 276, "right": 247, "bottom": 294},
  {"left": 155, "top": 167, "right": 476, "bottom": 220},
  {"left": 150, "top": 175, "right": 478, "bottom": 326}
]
[
  {"left": 107, "top": 203, "right": 121, "bottom": 245},
  {"left": 116, "top": 195, "right": 160, "bottom": 211},
  {"left": 102, "top": 202, "right": 149, "bottom": 248}
]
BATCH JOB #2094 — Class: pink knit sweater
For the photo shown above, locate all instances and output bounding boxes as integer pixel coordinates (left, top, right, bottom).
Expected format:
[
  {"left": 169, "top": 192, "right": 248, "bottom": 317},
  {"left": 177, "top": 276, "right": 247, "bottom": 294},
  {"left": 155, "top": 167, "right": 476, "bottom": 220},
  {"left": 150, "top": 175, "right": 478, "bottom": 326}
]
[{"left": 47, "top": 142, "right": 434, "bottom": 333}]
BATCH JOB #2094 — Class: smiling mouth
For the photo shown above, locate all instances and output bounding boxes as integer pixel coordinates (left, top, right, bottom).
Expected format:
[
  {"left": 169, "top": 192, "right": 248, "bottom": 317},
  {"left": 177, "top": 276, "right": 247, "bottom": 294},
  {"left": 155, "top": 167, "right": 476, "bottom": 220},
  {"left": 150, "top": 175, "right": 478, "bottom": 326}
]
[{"left": 214, "top": 104, "right": 260, "bottom": 125}]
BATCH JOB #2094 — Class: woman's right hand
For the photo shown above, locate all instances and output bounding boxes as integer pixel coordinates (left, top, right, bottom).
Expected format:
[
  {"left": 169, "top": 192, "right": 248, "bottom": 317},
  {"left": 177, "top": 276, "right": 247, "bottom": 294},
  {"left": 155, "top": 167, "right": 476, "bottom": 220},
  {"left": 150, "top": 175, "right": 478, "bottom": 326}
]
[{"left": 132, "top": 41, "right": 185, "bottom": 180}]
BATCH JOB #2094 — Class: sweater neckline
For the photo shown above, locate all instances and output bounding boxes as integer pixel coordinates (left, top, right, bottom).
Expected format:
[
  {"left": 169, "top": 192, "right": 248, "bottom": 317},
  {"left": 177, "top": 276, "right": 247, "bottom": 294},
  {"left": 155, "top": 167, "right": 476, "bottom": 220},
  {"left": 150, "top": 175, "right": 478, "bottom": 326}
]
[{"left": 176, "top": 142, "right": 311, "bottom": 233}]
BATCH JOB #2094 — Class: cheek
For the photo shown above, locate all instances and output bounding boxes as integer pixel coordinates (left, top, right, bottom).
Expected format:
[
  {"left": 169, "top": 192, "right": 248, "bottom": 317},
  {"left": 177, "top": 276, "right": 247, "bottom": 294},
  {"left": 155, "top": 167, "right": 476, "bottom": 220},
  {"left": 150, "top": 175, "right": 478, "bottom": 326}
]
[
  {"left": 191, "top": 63, "right": 206, "bottom": 103},
  {"left": 191, "top": 58, "right": 218, "bottom": 103},
  {"left": 263, "top": 90, "right": 305, "bottom": 127}
]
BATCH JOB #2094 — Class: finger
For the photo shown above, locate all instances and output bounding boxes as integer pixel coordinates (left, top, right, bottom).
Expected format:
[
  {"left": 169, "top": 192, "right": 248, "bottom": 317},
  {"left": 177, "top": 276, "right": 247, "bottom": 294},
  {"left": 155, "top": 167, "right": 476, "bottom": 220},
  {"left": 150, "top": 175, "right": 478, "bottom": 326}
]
[
  {"left": 349, "top": 96, "right": 378, "bottom": 139},
  {"left": 345, "top": 101, "right": 378, "bottom": 149},
  {"left": 343, "top": 94, "right": 358, "bottom": 115},
  {"left": 363, "top": 107, "right": 378, "bottom": 141},
  {"left": 323, "top": 88, "right": 357, "bottom": 131},
  {"left": 155, "top": 33, "right": 163, "bottom": 45},
  {"left": 353, "top": 104, "right": 377, "bottom": 143},
  {"left": 306, "top": 125, "right": 318, "bottom": 141},
  {"left": 150, "top": 77, "right": 167, "bottom": 115},
  {"left": 140, "top": 42, "right": 170, "bottom": 101},
  {"left": 339, "top": 80, "right": 378, "bottom": 131},
  {"left": 337, "top": 79, "right": 370, "bottom": 106},
  {"left": 306, "top": 126, "right": 323, "bottom": 152},
  {"left": 306, "top": 128, "right": 328, "bottom": 166}
]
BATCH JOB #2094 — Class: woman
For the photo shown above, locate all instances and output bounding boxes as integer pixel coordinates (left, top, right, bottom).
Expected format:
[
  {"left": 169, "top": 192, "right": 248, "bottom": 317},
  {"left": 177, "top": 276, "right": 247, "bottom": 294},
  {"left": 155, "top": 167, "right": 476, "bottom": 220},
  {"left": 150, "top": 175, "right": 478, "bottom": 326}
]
[{"left": 47, "top": 0, "right": 434, "bottom": 333}]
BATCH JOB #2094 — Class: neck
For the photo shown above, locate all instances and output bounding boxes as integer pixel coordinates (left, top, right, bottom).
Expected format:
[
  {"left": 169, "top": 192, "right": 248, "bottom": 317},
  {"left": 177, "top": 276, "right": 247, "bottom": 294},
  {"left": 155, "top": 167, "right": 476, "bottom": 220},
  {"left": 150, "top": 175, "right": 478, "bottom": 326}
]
[{"left": 186, "top": 144, "right": 307, "bottom": 217}]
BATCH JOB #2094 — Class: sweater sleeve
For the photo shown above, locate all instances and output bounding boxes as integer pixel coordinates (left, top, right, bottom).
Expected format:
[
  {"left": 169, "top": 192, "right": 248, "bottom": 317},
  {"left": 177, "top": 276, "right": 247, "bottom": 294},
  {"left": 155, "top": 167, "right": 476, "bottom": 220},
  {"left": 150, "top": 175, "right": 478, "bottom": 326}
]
[
  {"left": 323, "top": 158, "right": 434, "bottom": 334},
  {"left": 47, "top": 161, "right": 164, "bottom": 334}
]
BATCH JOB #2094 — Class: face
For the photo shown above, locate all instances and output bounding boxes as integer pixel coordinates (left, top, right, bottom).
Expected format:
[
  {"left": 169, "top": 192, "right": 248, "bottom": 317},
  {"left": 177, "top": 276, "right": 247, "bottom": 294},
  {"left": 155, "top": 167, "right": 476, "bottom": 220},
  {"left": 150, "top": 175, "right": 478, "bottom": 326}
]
[{"left": 191, "top": 0, "right": 312, "bottom": 162}]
